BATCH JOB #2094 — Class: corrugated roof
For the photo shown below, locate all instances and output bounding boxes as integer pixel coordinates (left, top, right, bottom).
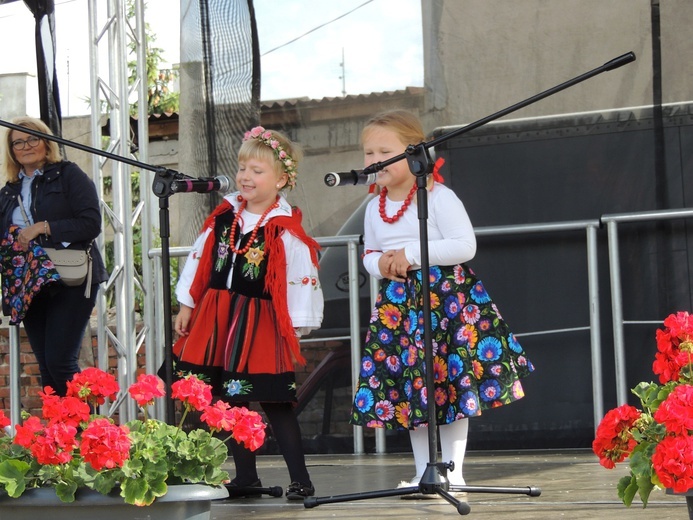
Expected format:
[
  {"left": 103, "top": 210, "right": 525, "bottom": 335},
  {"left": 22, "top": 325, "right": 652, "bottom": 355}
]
[{"left": 260, "top": 87, "right": 424, "bottom": 109}]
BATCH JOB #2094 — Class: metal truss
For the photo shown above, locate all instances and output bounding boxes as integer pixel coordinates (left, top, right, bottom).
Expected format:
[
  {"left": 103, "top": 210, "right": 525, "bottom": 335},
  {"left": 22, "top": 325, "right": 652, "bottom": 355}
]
[{"left": 87, "top": 0, "right": 157, "bottom": 422}]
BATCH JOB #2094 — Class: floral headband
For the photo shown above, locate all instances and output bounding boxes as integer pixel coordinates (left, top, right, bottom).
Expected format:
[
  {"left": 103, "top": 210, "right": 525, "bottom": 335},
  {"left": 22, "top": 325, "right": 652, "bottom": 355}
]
[{"left": 242, "top": 126, "right": 298, "bottom": 190}]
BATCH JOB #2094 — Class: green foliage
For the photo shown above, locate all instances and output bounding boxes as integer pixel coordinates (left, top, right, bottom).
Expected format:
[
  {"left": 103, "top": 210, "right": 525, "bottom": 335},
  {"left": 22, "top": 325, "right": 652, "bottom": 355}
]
[
  {"left": 0, "top": 416, "right": 228, "bottom": 506},
  {"left": 102, "top": 171, "right": 179, "bottom": 314},
  {"left": 127, "top": 0, "right": 180, "bottom": 116},
  {"left": 609, "top": 382, "right": 674, "bottom": 508}
]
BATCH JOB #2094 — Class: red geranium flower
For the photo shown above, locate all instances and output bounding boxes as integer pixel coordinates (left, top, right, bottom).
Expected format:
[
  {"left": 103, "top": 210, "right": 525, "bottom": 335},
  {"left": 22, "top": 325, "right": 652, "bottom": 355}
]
[
  {"left": 40, "top": 387, "right": 91, "bottom": 429},
  {"left": 592, "top": 404, "right": 641, "bottom": 469},
  {"left": 653, "top": 311, "right": 693, "bottom": 384},
  {"left": 0, "top": 409, "right": 10, "bottom": 430},
  {"left": 171, "top": 375, "right": 212, "bottom": 411},
  {"left": 201, "top": 400, "right": 236, "bottom": 433},
  {"left": 653, "top": 384, "right": 693, "bottom": 435},
  {"left": 30, "top": 422, "right": 78, "bottom": 466},
  {"left": 0, "top": 366, "right": 265, "bottom": 507},
  {"left": 13, "top": 416, "right": 44, "bottom": 448},
  {"left": 79, "top": 418, "right": 131, "bottom": 471},
  {"left": 229, "top": 409, "right": 266, "bottom": 452},
  {"left": 129, "top": 373, "right": 166, "bottom": 407},
  {"left": 652, "top": 434, "right": 693, "bottom": 493},
  {"left": 66, "top": 367, "right": 120, "bottom": 406}
]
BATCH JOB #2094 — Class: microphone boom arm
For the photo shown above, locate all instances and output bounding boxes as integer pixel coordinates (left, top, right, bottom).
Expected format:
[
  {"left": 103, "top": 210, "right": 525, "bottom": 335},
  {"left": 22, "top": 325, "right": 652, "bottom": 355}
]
[
  {"left": 361, "top": 51, "right": 636, "bottom": 177},
  {"left": 0, "top": 118, "right": 218, "bottom": 199}
]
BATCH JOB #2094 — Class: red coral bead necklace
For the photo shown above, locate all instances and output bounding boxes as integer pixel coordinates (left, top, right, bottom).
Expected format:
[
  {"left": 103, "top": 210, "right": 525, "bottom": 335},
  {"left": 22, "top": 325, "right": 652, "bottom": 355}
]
[
  {"left": 379, "top": 183, "right": 417, "bottom": 223},
  {"left": 230, "top": 196, "right": 280, "bottom": 255}
]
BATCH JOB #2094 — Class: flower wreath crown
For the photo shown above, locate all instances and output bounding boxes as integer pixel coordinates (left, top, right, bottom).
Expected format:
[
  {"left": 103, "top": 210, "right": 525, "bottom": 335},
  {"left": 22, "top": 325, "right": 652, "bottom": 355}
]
[{"left": 243, "top": 126, "right": 298, "bottom": 190}]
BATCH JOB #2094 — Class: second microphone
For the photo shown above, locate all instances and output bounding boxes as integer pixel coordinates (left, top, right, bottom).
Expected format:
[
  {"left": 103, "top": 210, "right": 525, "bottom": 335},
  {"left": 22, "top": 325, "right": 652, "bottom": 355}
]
[
  {"left": 170, "top": 176, "right": 232, "bottom": 194},
  {"left": 324, "top": 170, "right": 377, "bottom": 187}
]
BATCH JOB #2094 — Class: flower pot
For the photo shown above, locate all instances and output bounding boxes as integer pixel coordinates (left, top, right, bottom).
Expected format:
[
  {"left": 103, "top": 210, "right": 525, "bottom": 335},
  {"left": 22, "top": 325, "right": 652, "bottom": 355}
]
[
  {"left": 666, "top": 489, "right": 693, "bottom": 520},
  {"left": 0, "top": 483, "right": 228, "bottom": 520}
]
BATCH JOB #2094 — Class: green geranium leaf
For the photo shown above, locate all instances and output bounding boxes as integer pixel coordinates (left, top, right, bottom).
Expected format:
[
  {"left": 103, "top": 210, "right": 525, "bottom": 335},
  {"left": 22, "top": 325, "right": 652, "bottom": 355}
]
[
  {"left": 121, "top": 474, "right": 168, "bottom": 506},
  {"left": 55, "top": 480, "right": 78, "bottom": 503},
  {"left": 0, "top": 459, "right": 30, "bottom": 497},
  {"left": 617, "top": 474, "right": 638, "bottom": 507},
  {"left": 636, "top": 473, "right": 654, "bottom": 507}
]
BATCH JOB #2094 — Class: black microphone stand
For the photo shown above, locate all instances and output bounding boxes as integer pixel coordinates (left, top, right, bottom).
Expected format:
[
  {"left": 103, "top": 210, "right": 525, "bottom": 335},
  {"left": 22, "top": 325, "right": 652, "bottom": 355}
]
[
  {"left": 305, "top": 51, "right": 635, "bottom": 515},
  {"left": 0, "top": 118, "right": 225, "bottom": 424}
]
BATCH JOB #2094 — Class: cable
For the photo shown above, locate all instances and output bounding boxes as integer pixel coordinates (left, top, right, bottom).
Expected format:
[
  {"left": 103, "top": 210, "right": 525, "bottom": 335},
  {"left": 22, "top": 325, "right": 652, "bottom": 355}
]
[{"left": 261, "top": 0, "right": 373, "bottom": 56}]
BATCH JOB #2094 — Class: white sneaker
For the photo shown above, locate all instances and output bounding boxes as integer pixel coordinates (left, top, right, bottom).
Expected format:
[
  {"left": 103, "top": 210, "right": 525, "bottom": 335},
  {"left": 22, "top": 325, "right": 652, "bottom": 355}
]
[
  {"left": 397, "top": 477, "right": 420, "bottom": 489},
  {"left": 399, "top": 477, "right": 442, "bottom": 500}
]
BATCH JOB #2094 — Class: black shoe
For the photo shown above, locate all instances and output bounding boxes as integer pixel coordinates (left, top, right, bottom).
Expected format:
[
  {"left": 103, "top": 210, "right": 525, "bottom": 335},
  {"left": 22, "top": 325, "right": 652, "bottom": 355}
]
[
  {"left": 285, "top": 481, "right": 315, "bottom": 500},
  {"left": 225, "top": 478, "right": 263, "bottom": 499}
]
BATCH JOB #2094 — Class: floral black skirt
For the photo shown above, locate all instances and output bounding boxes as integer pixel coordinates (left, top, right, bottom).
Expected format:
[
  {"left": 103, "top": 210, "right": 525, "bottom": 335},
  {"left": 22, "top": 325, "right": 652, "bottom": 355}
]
[{"left": 349, "top": 263, "right": 534, "bottom": 430}]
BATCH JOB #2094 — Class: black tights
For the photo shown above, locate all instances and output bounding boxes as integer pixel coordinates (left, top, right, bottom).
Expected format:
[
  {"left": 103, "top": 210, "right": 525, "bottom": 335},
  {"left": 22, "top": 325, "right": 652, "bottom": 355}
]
[{"left": 228, "top": 401, "right": 310, "bottom": 486}]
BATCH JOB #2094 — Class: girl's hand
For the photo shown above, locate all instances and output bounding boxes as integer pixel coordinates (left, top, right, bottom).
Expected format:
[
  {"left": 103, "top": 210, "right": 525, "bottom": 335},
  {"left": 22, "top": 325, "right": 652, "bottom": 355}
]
[
  {"left": 379, "top": 249, "right": 409, "bottom": 282},
  {"left": 174, "top": 305, "right": 193, "bottom": 337},
  {"left": 388, "top": 249, "right": 411, "bottom": 281}
]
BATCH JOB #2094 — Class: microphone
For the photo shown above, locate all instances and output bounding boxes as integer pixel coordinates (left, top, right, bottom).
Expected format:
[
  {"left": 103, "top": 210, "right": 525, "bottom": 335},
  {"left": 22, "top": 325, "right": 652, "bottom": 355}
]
[
  {"left": 324, "top": 170, "right": 377, "bottom": 187},
  {"left": 170, "top": 176, "right": 232, "bottom": 194}
]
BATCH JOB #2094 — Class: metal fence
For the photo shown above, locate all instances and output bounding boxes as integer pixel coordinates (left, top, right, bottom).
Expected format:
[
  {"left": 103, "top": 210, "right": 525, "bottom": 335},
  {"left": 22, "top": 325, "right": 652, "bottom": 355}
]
[{"left": 6, "top": 207, "right": 692, "bottom": 452}]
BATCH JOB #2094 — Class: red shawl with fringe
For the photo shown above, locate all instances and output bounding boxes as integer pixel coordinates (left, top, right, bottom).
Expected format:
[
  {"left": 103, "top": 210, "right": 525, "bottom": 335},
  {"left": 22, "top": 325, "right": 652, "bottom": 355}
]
[{"left": 189, "top": 200, "right": 319, "bottom": 366}]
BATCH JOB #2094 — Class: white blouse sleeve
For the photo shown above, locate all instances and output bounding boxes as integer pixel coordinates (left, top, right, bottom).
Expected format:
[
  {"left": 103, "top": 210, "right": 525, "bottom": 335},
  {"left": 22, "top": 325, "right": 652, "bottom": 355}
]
[
  {"left": 283, "top": 231, "right": 324, "bottom": 335},
  {"left": 175, "top": 227, "right": 212, "bottom": 308},
  {"left": 362, "top": 199, "right": 385, "bottom": 279},
  {"left": 404, "top": 187, "right": 477, "bottom": 267}
]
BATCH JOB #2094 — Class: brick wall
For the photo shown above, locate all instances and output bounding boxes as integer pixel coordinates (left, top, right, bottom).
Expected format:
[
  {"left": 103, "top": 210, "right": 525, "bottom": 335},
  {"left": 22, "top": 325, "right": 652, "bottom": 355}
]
[{"left": 0, "top": 325, "right": 146, "bottom": 419}]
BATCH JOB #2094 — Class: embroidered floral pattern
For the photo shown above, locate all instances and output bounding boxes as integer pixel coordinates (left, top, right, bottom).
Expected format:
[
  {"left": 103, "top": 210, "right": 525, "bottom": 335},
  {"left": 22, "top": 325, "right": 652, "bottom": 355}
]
[
  {"left": 242, "top": 243, "right": 265, "bottom": 279},
  {"left": 0, "top": 225, "right": 61, "bottom": 324},
  {"left": 224, "top": 379, "right": 253, "bottom": 397},
  {"left": 289, "top": 274, "right": 320, "bottom": 290},
  {"left": 215, "top": 225, "right": 231, "bottom": 272}
]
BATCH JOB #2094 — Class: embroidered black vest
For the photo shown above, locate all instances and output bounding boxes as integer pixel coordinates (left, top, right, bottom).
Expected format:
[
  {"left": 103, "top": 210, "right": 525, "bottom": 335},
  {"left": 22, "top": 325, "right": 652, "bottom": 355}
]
[{"left": 208, "top": 209, "right": 270, "bottom": 300}]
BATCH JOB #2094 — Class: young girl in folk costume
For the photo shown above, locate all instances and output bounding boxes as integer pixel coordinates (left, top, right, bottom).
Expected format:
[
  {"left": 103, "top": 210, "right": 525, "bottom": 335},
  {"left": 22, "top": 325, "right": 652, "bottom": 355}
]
[
  {"left": 172, "top": 127, "right": 324, "bottom": 500},
  {"left": 350, "top": 110, "right": 534, "bottom": 496}
]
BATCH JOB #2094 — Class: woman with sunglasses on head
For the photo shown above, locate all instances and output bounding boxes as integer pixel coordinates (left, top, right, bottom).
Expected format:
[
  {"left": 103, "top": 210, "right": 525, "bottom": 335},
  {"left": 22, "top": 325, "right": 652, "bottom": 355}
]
[{"left": 0, "top": 116, "right": 108, "bottom": 396}]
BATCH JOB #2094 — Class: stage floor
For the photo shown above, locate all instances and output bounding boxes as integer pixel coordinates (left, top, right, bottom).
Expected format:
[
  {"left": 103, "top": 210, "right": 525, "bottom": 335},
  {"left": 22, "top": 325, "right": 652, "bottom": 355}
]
[{"left": 210, "top": 449, "right": 688, "bottom": 519}]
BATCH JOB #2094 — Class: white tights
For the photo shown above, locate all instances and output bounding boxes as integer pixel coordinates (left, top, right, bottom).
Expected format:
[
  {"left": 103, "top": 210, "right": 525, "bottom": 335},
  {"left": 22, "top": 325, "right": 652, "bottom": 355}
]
[{"left": 408, "top": 418, "right": 469, "bottom": 486}]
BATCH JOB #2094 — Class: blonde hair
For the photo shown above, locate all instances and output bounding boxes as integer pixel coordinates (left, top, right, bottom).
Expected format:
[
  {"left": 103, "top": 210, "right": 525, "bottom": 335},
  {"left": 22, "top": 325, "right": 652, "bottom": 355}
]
[
  {"left": 238, "top": 128, "right": 302, "bottom": 190},
  {"left": 361, "top": 110, "right": 434, "bottom": 191},
  {"left": 361, "top": 109, "right": 426, "bottom": 148},
  {"left": 2, "top": 116, "right": 62, "bottom": 183}
]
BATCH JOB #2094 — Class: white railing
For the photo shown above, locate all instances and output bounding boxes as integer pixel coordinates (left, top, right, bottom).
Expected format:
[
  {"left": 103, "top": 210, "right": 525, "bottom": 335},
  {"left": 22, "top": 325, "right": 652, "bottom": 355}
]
[
  {"left": 8, "top": 208, "right": 692, "bottom": 451},
  {"left": 602, "top": 207, "right": 693, "bottom": 405}
]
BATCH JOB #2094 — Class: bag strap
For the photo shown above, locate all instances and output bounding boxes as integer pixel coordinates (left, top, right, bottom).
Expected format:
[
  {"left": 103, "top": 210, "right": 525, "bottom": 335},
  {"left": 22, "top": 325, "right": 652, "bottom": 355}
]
[
  {"left": 16, "top": 194, "right": 31, "bottom": 227},
  {"left": 84, "top": 248, "right": 93, "bottom": 298}
]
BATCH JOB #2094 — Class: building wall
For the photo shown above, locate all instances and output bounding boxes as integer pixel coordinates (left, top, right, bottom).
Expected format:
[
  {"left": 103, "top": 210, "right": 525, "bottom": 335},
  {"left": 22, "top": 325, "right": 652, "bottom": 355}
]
[
  {"left": 421, "top": 0, "right": 693, "bottom": 131},
  {"left": 0, "top": 73, "right": 38, "bottom": 121}
]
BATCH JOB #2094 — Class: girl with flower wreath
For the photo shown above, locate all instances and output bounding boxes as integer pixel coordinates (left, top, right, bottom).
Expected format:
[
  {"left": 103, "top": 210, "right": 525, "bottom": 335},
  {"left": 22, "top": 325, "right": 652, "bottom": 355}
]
[
  {"left": 349, "top": 110, "right": 535, "bottom": 496},
  {"left": 170, "top": 127, "right": 324, "bottom": 500}
]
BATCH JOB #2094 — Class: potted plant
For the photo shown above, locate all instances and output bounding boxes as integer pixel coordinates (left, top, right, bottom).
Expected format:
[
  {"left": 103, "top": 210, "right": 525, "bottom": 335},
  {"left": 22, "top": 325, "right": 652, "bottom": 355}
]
[
  {"left": 0, "top": 368, "right": 266, "bottom": 516},
  {"left": 593, "top": 311, "right": 693, "bottom": 513}
]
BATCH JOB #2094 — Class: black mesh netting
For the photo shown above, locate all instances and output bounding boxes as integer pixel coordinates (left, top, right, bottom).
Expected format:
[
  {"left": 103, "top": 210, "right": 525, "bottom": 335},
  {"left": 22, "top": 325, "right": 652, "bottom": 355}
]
[{"left": 178, "top": 0, "right": 260, "bottom": 246}]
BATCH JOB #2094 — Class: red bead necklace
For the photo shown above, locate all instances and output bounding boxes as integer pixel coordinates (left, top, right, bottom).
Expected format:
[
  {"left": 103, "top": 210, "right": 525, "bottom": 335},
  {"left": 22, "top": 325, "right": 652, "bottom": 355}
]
[
  {"left": 229, "top": 197, "right": 280, "bottom": 255},
  {"left": 379, "top": 184, "right": 417, "bottom": 223}
]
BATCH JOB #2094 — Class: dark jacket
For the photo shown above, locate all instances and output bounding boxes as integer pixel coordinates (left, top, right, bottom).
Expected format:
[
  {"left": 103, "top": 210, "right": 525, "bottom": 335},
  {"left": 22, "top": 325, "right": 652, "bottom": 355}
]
[{"left": 0, "top": 160, "right": 109, "bottom": 287}]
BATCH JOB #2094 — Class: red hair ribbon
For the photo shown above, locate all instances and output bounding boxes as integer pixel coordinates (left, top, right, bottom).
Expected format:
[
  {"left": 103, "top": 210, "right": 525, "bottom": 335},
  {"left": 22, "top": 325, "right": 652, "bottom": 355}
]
[
  {"left": 433, "top": 157, "right": 445, "bottom": 183},
  {"left": 366, "top": 156, "right": 445, "bottom": 193}
]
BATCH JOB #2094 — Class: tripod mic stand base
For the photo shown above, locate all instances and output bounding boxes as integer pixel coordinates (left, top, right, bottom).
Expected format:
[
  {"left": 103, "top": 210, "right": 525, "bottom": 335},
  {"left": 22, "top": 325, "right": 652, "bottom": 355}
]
[{"left": 303, "top": 484, "right": 471, "bottom": 515}]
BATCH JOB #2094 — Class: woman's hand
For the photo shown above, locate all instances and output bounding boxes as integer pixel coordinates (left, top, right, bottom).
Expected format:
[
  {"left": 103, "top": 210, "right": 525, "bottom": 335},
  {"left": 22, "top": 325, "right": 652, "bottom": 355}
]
[
  {"left": 174, "top": 305, "right": 193, "bottom": 337},
  {"left": 17, "top": 222, "right": 44, "bottom": 251}
]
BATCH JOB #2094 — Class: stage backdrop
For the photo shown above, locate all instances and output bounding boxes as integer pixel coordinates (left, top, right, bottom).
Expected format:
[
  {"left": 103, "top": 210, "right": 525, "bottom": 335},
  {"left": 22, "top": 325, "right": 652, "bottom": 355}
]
[{"left": 316, "top": 102, "right": 693, "bottom": 451}]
